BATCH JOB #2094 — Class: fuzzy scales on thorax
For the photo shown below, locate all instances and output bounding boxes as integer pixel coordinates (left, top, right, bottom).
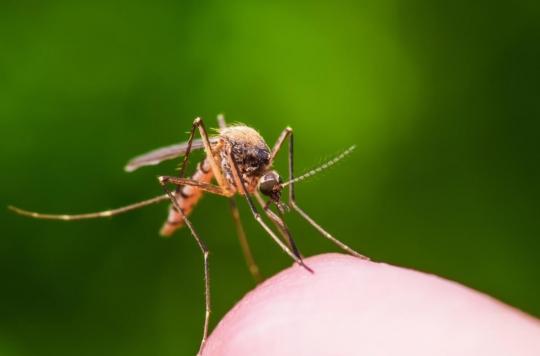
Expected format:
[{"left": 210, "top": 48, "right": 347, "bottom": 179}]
[{"left": 217, "top": 125, "right": 271, "bottom": 194}]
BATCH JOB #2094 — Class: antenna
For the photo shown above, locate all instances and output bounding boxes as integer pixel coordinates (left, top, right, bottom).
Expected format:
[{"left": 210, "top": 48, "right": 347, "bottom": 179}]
[{"left": 280, "top": 145, "right": 356, "bottom": 188}]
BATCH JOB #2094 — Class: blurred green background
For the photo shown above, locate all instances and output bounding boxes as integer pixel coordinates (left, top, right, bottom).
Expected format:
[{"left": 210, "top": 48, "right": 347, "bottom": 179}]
[{"left": 1, "top": 0, "right": 539, "bottom": 355}]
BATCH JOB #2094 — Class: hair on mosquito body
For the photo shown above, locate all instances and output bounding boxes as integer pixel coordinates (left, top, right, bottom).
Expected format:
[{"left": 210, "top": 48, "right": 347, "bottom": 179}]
[{"left": 9, "top": 115, "right": 368, "bottom": 356}]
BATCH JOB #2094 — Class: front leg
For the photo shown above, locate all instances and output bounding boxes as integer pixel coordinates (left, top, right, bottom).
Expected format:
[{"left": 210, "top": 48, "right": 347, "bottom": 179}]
[{"left": 272, "top": 127, "right": 369, "bottom": 260}]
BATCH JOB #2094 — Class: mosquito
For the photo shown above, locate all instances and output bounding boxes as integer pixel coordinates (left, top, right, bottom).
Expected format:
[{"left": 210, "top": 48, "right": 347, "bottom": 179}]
[{"left": 9, "top": 114, "right": 368, "bottom": 355}]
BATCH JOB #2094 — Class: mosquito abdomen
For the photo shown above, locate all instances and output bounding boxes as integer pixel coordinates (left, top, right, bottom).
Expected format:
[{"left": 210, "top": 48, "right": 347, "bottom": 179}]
[{"left": 160, "top": 158, "right": 213, "bottom": 237}]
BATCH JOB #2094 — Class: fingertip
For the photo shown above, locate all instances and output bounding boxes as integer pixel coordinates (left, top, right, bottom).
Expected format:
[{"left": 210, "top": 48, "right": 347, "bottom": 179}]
[{"left": 203, "top": 253, "right": 540, "bottom": 356}]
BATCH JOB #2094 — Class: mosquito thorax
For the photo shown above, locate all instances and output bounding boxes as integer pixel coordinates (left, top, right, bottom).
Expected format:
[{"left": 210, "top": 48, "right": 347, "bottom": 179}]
[{"left": 258, "top": 170, "right": 282, "bottom": 199}]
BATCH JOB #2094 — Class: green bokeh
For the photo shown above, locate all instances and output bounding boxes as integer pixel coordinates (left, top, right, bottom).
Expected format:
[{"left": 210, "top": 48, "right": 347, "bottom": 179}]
[{"left": 1, "top": 1, "right": 539, "bottom": 355}]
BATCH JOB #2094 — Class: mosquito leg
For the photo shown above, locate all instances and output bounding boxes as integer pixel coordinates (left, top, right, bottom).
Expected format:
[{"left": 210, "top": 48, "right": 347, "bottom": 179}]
[
  {"left": 175, "top": 117, "right": 229, "bottom": 193},
  {"left": 158, "top": 178, "right": 211, "bottom": 355},
  {"left": 192, "top": 117, "right": 230, "bottom": 193},
  {"left": 177, "top": 118, "right": 199, "bottom": 181},
  {"left": 8, "top": 194, "right": 169, "bottom": 221},
  {"left": 227, "top": 150, "right": 313, "bottom": 273},
  {"left": 270, "top": 126, "right": 292, "bottom": 162},
  {"left": 246, "top": 194, "right": 312, "bottom": 273},
  {"left": 228, "top": 197, "right": 263, "bottom": 283},
  {"left": 290, "top": 203, "right": 369, "bottom": 259},
  {"left": 273, "top": 127, "right": 370, "bottom": 260}
]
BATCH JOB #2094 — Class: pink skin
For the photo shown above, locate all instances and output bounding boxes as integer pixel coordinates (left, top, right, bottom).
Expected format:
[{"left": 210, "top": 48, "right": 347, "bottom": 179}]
[{"left": 203, "top": 253, "right": 540, "bottom": 356}]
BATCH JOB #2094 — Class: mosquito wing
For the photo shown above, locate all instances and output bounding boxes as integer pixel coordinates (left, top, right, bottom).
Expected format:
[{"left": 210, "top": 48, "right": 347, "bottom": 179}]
[{"left": 125, "top": 138, "right": 217, "bottom": 172}]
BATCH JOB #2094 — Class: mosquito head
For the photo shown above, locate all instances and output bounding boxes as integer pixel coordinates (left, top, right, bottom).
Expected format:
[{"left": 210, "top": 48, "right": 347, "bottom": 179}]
[{"left": 258, "top": 170, "right": 283, "bottom": 200}]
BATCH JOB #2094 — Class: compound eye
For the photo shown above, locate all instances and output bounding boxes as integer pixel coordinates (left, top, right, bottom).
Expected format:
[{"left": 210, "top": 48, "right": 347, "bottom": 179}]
[{"left": 259, "top": 177, "right": 277, "bottom": 196}]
